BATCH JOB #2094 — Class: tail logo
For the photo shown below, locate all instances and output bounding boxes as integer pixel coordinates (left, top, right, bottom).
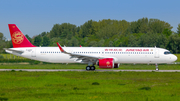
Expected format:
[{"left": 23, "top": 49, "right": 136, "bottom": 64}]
[{"left": 12, "top": 31, "right": 24, "bottom": 44}]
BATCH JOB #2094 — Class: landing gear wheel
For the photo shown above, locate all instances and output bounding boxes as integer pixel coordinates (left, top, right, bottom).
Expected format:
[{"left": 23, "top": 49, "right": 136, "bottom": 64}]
[
  {"left": 90, "top": 66, "right": 96, "bottom": 70},
  {"left": 86, "top": 66, "right": 91, "bottom": 71}
]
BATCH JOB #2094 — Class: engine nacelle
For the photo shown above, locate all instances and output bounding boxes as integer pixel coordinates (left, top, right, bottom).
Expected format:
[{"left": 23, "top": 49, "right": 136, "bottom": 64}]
[{"left": 97, "top": 58, "right": 119, "bottom": 69}]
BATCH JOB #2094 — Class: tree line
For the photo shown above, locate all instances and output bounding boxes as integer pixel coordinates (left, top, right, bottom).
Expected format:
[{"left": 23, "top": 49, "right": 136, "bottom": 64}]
[{"left": 1, "top": 17, "right": 180, "bottom": 54}]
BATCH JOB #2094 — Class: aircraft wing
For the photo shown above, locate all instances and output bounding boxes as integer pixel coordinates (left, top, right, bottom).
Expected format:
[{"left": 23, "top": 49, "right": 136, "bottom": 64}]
[
  {"left": 70, "top": 53, "right": 102, "bottom": 61},
  {"left": 57, "top": 43, "right": 104, "bottom": 63}
]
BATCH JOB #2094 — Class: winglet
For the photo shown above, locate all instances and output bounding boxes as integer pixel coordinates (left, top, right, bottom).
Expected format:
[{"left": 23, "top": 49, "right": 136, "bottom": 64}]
[{"left": 57, "top": 42, "right": 65, "bottom": 52}]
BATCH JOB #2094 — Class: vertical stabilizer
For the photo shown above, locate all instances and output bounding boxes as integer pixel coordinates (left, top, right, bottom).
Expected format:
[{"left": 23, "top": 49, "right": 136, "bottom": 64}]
[{"left": 8, "top": 24, "right": 36, "bottom": 48}]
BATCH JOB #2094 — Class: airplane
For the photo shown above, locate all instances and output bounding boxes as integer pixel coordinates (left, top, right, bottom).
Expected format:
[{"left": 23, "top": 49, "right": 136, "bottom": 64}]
[{"left": 4, "top": 24, "right": 177, "bottom": 71}]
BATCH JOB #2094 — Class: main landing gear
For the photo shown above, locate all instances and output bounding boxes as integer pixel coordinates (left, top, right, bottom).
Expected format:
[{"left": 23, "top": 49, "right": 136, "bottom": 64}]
[
  {"left": 155, "top": 63, "right": 159, "bottom": 71},
  {"left": 86, "top": 66, "right": 96, "bottom": 71}
]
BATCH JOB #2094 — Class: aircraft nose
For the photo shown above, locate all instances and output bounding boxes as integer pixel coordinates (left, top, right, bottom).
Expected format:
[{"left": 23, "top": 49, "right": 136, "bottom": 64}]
[{"left": 172, "top": 55, "right": 177, "bottom": 62}]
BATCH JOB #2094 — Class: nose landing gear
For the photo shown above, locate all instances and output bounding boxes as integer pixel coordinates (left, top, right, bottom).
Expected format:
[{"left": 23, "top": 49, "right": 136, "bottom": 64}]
[{"left": 155, "top": 63, "right": 159, "bottom": 71}]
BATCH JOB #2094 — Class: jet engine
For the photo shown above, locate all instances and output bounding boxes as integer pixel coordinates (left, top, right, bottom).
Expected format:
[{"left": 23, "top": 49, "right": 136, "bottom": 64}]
[{"left": 97, "top": 58, "right": 119, "bottom": 69}]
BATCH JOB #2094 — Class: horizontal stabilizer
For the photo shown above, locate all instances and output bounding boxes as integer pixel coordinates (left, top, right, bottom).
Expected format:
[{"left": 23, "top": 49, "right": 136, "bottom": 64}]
[{"left": 3, "top": 48, "right": 24, "bottom": 54}]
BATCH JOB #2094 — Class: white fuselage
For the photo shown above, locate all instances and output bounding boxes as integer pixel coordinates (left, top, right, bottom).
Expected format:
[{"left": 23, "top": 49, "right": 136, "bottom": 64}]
[{"left": 5, "top": 47, "right": 177, "bottom": 64}]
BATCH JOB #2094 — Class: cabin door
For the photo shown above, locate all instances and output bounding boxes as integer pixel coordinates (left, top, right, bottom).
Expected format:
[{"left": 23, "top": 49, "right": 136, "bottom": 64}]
[{"left": 154, "top": 48, "right": 159, "bottom": 58}]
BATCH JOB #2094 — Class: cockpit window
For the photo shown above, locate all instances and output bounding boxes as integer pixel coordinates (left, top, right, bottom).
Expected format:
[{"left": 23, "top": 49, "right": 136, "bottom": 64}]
[{"left": 164, "top": 51, "right": 171, "bottom": 55}]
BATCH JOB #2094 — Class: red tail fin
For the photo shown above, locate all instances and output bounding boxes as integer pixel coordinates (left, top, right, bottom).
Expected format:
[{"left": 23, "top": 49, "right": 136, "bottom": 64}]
[{"left": 8, "top": 24, "right": 36, "bottom": 48}]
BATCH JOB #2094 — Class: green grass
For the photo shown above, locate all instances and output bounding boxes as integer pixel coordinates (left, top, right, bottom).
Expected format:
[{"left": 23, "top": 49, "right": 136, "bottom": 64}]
[
  {"left": 175, "top": 54, "right": 180, "bottom": 62},
  {"left": 0, "top": 71, "right": 180, "bottom": 101},
  {"left": 0, "top": 54, "right": 25, "bottom": 59}
]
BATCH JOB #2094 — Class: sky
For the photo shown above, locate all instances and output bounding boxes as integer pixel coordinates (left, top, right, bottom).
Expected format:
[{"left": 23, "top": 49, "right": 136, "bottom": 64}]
[{"left": 0, "top": 0, "right": 180, "bottom": 40}]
